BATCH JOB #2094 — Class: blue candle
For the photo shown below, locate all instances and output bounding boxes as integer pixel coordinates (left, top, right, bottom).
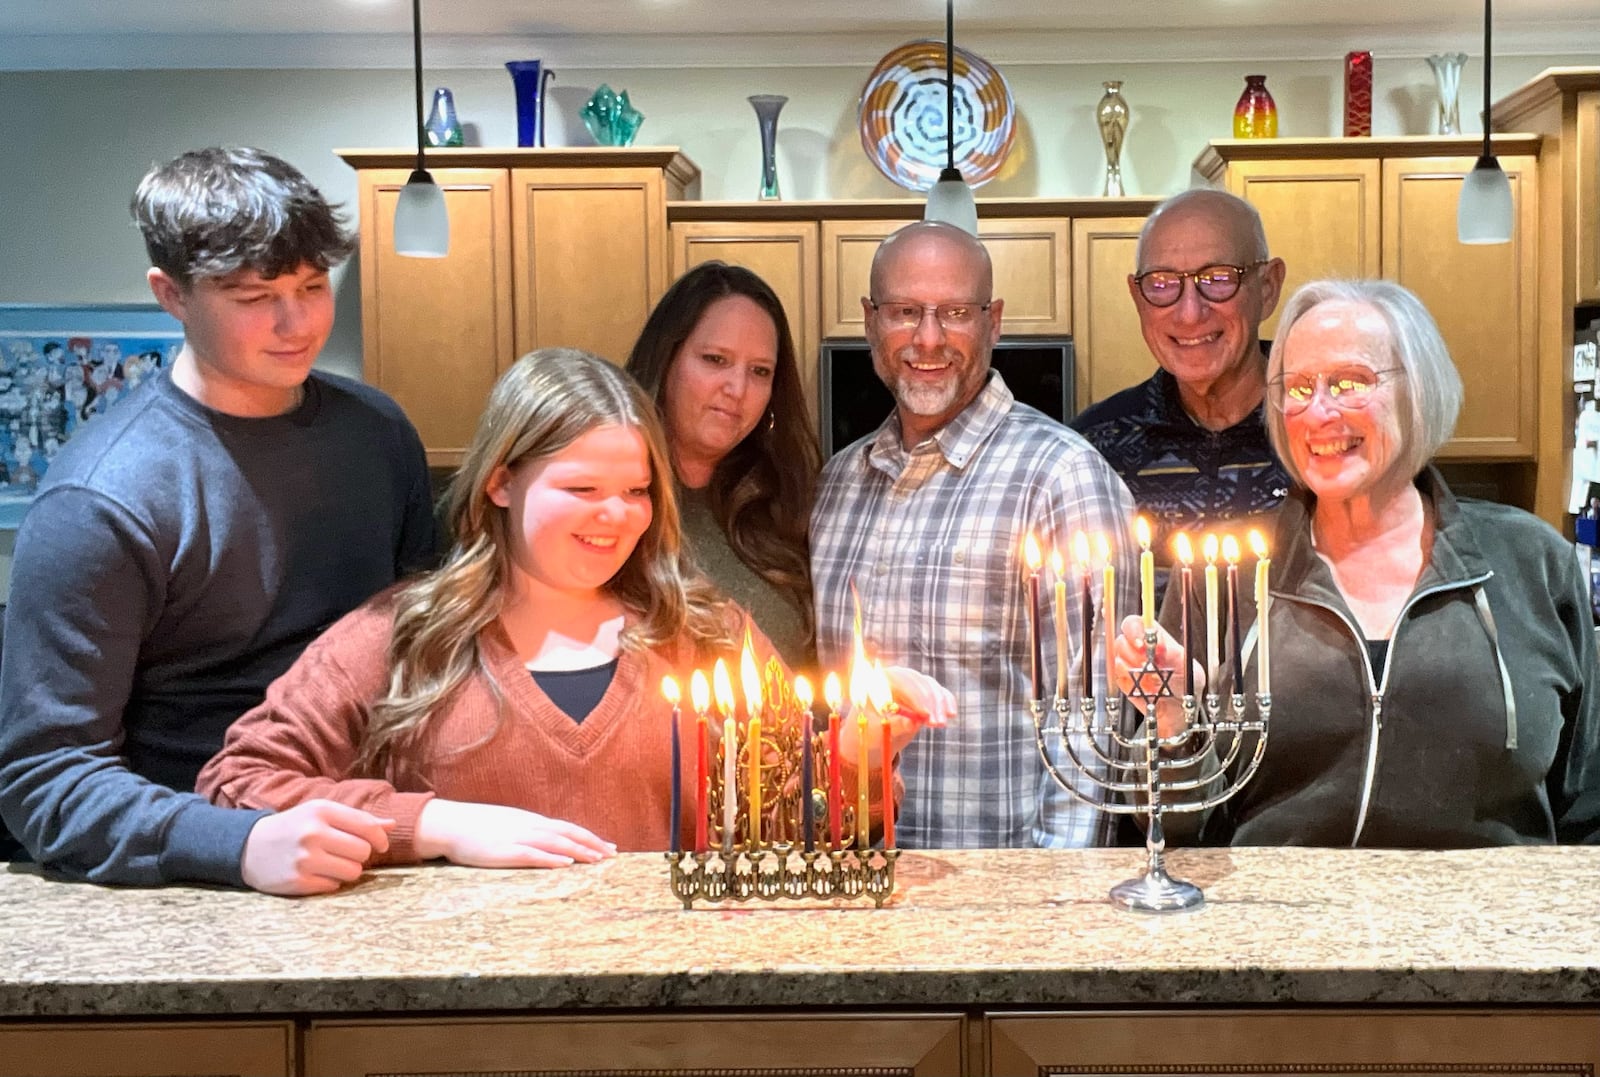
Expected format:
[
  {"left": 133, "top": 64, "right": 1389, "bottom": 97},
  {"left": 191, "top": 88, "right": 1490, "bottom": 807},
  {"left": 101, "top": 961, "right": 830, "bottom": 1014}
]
[
  {"left": 795, "top": 676, "right": 816, "bottom": 852},
  {"left": 662, "top": 676, "right": 682, "bottom": 854}
]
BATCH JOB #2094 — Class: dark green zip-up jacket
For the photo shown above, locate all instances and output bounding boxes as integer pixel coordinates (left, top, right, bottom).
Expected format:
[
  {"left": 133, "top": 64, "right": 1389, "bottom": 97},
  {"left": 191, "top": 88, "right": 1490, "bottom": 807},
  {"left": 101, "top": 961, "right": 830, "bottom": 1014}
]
[{"left": 1163, "top": 467, "right": 1600, "bottom": 847}]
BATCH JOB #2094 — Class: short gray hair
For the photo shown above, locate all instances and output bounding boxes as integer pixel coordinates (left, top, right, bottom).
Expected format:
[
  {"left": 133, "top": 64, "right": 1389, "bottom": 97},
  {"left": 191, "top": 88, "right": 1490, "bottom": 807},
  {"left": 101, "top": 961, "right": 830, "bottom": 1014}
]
[
  {"left": 1135, "top": 188, "right": 1269, "bottom": 269},
  {"left": 1266, "top": 279, "right": 1462, "bottom": 489}
]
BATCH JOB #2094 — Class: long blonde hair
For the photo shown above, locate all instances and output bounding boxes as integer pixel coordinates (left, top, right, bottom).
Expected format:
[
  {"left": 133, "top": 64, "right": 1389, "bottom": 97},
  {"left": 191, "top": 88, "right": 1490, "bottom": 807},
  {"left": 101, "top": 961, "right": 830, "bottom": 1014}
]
[{"left": 355, "top": 347, "right": 734, "bottom": 775}]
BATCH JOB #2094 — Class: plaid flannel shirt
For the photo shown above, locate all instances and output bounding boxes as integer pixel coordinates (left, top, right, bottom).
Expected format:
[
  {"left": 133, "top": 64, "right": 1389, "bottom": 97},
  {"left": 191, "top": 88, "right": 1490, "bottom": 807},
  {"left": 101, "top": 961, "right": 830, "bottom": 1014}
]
[{"left": 811, "top": 373, "right": 1140, "bottom": 848}]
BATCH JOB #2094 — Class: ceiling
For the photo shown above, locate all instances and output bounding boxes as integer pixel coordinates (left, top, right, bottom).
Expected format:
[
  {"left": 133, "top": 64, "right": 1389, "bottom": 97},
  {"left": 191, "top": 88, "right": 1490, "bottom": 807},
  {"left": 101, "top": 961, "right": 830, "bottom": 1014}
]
[{"left": 3, "top": 0, "right": 1596, "bottom": 70}]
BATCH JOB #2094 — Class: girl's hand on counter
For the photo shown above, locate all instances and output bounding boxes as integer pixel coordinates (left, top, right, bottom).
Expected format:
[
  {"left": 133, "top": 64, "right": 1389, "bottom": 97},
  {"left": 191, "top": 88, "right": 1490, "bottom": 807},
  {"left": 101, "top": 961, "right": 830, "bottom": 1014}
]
[
  {"left": 241, "top": 799, "right": 395, "bottom": 896},
  {"left": 415, "top": 799, "right": 617, "bottom": 868}
]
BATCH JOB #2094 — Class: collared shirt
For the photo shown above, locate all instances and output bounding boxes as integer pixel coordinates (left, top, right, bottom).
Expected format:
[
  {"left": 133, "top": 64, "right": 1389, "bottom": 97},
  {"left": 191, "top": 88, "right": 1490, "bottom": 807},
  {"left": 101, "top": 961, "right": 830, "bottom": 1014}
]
[
  {"left": 811, "top": 372, "right": 1140, "bottom": 849},
  {"left": 1071, "top": 364, "right": 1289, "bottom": 590}
]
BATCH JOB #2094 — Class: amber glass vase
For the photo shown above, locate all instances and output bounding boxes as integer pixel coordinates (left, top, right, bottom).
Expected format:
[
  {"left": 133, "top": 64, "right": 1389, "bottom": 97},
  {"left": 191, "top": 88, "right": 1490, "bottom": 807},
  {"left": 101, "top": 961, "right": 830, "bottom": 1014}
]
[{"left": 1233, "top": 74, "right": 1278, "bottom": 139}]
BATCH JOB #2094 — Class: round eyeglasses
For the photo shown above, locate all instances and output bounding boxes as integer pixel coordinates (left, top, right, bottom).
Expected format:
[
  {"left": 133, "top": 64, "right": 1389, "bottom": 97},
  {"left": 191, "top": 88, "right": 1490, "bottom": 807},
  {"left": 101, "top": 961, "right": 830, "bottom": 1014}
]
[
  {"left": 868, "top": 300, "right": 992, "bottom": 332},
  {"left": 1268, "top": 366, "right": 1404, "bottom": 415},
  {"left": 1132, "top": 260, "right": 1268, "bottom": 307}
]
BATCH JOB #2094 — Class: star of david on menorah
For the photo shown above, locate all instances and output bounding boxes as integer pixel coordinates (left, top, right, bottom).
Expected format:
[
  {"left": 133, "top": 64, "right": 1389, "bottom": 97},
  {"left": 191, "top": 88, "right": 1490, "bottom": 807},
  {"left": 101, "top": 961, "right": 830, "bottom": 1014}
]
[{"left": 1023, "top": 518, "right": 1274, "bottom": 913}]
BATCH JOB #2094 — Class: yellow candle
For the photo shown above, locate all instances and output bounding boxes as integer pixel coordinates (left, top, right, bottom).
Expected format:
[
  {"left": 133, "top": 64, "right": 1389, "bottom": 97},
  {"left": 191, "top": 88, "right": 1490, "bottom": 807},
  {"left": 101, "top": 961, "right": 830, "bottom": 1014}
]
[
  {"left": 1135, "top": 516, "right": 1155, "bottom": 630},
  {"left": 856, "top": 709, "right": 870, "bottom": 850},
  {"left": 1203, "top": 534, "right": 1220, "bottom": 689},
  {"left": 1051, "top": 548, "right": 1068, "bottom": 700},
  {"left": 1095, "top": 533, "right": 1114, "bottom": 696},
  {"left": 1249, "top": 530, "right": 1271, "bottom": 695},
  {"left": 713, "top": 658, "right": 737, "bottom": 851},
  {"left": 740, "top": 640, "right": 763, "bottom": 848}
]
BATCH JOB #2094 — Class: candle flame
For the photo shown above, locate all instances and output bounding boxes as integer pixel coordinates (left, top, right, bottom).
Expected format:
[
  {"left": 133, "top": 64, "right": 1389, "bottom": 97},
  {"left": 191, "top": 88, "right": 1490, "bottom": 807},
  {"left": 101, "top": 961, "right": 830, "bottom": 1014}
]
[
  {"left": 1134, "top": 515, "right": 1152, "bottom": 550},
  {"left": 867, "top": 659, "right": 895, "bottom": 714},
  {"left": 660, "top": 675, "right": 681, "bottom": 705},
  {"left": 1174, "top": 532, "right": 1194, "bottom": 566},
  {"left": 690, "top": 669, "right": 710, "bottom": 714},
  {"left": 1023, "top": 533, "right": 1043, "bottom": 572},
  {"left": 1049, "top": 547, "right": 1065, "bottom": 579},
  {"left": 1203, "top": 533, "right": 1220, "bottom": 565},
  {"left": 1094, "top": 532, "right": 1112, "bottom": 567},
  {"left": 712, "top": 657, "right": 735, "bottom": 718},
  {"left": 794, "top": 674, "right": 814, "bottom": 711},
  {"left": 1073, "top": 531, "right": 1091, "bottom": 569},
  {"left": 1222, "top": 534, "right": 1242, "bottom": 566},
  {"left": 823, "top": 671, "right": 843, "bottom": 713},
  {"left": 1248, "top": 529, "right": 1268, "bottom": 560},
  {"left": 739, "top": 628, "right": 762, "bottom": 717}
]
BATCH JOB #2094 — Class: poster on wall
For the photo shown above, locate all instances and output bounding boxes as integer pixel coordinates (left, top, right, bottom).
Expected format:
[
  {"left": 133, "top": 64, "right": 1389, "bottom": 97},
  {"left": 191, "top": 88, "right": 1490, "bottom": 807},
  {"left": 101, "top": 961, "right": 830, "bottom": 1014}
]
[{"left": 0, "top": 304, "right": 184, "bottom": 529}]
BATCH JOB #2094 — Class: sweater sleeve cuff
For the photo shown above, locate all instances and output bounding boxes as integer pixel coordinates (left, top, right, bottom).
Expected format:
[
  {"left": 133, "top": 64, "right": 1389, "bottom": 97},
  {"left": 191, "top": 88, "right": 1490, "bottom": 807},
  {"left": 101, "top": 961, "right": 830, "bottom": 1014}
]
[
  {"left": 376, "top": 791, "right": 436, "bottom": 864},
  {"left": 158, "top": 798, "right": 270, "bottom": 888}
]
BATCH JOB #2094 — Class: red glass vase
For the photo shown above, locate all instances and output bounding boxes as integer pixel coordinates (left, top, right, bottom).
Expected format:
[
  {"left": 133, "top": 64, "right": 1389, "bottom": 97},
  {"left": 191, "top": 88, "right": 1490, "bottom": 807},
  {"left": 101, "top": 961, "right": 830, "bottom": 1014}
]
[
  {"left": 1344, "top": 51, "right": 1373, "bottom": 137},
  {"left": 1233, "top": 74, "right": 1278, "bottom": 139}
]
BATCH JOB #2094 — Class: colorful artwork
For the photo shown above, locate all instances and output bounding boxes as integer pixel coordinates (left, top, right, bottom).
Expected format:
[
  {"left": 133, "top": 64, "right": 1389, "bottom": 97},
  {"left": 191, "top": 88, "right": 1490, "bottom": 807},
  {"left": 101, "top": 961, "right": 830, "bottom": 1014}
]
[{"left": 0, "top": 305, "right": 183, "bottom": 528}]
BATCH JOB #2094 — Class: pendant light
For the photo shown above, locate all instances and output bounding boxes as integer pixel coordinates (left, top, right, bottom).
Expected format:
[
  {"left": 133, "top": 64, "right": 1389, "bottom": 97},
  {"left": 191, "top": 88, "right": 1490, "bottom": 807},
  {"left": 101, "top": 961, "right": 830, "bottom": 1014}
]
[
  {"left": 922, "top": 0, "right": 979, "bottom": 235},
  {"left": 1456, "top": 0, "right": 1512, "bottom": 245},
  {"left": 393, "top": 0, "right": 449, "bottom": 257}
]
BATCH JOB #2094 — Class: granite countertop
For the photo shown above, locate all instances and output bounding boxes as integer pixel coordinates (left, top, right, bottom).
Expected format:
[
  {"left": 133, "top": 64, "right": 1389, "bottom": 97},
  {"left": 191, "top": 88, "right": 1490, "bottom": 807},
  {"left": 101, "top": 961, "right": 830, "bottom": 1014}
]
[{"left": 3, "top": 847, "right": 1599, "bottom": 1018}]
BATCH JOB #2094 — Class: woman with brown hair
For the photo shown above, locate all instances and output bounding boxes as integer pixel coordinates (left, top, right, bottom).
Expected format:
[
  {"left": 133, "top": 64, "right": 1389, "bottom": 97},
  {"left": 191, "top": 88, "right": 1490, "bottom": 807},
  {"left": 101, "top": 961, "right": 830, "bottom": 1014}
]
[{"left": 627, "top": 262, "right": 822, "bottom": 667}]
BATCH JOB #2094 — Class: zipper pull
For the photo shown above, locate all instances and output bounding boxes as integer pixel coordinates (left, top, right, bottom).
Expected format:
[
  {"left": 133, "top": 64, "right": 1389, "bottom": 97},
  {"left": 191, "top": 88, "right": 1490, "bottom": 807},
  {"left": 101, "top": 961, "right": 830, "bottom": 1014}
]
[{"left": 1372, "top": 694, "right": 1384, "bottom": 729}]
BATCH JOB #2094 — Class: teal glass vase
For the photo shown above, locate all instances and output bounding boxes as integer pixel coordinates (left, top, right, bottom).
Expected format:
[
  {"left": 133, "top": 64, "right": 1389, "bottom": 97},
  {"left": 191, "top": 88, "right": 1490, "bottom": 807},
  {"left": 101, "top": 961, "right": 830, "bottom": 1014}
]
[{"left": 581, "top": 85, "right": 645, "bottom": 147}]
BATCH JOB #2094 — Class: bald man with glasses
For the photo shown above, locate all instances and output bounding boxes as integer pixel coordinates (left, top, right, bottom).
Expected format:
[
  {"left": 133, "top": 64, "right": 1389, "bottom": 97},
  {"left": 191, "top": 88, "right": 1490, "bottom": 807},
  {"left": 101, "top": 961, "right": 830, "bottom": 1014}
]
[{"left": 1072, "top": 188, "right": 1291, "bottom": 590}]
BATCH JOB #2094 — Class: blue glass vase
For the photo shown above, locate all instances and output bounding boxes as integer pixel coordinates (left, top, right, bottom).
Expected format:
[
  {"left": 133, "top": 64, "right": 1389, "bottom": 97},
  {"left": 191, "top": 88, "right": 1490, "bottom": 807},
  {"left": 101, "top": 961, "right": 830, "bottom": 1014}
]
[
  {"left": 425, "top": 87, "right": 464, "bottom": 147},
  {"left": 506, "top": 60, "right": 555, "bottom": 147}
]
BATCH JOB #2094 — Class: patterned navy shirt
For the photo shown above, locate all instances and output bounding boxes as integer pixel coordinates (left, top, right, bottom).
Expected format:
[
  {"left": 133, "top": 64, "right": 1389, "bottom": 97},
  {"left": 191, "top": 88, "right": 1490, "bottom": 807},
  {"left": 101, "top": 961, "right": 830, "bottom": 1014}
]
[{"left": 1071, "top": 365, "right": 1289, "bottom": 587}]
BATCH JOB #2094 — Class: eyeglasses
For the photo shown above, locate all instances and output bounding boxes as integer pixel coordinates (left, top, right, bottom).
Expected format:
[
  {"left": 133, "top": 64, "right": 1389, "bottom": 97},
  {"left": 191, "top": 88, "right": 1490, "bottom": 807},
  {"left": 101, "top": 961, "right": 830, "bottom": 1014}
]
[
  {"left": 1132, "top": 260, "right": 1268, "bottom": 307},
  {"left": 868, "top": 300, "right": 992, "bottom": 332},
  {"left": 1269, "top": 366, "right": 1404, "bottom": 415}
]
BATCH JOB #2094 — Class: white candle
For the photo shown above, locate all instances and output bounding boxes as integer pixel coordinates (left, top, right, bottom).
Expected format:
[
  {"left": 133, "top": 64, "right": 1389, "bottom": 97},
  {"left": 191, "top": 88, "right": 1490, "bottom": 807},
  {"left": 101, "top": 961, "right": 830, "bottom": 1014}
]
[
  {"left": 723, "top": 716, "right": 738, "bottom": 851},
  {"left": 1203, "top": 534, "right": 1220, "bottom": 691},
  {"left": 1250, "top": 530, "right": 1271, "bottom": 694}
]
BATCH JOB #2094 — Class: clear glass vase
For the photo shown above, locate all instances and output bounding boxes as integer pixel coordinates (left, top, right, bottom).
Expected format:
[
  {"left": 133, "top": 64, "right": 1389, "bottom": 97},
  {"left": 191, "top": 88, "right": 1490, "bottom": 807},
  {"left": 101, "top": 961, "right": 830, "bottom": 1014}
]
[
  {"left": 424, "top": 87, "right": 464, "bottom": 148},
  {"left": 748, "top": 95, "right": 788, "bottom": 201},
  {"left": 1427, "top": 53, "right": 1467, "bottom": 136}
]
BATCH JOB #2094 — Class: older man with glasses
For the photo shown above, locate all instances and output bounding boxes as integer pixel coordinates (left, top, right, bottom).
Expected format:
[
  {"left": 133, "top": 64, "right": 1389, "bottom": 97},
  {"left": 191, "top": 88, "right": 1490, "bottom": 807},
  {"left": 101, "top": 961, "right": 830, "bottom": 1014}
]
[
  {"left": 811, "top": 221, "right": 1140, "bottom": 851},
  {"left": 1072, "top": 188, "right": 1290, "bottom": 592}
]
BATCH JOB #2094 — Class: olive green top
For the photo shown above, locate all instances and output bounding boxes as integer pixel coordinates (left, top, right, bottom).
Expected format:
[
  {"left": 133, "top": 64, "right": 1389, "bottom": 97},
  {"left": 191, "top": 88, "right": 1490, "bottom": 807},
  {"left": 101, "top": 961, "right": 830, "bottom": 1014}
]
[{"left": 676, "top": 483, "right": 811, "bottom": 668}]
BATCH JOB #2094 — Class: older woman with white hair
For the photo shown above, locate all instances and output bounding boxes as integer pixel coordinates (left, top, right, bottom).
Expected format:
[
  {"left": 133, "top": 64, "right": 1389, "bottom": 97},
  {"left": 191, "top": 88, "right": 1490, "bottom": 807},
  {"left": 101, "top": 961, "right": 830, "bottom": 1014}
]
[{"left": 1118, "top": 278, "right": 1600, "bottom": 847}]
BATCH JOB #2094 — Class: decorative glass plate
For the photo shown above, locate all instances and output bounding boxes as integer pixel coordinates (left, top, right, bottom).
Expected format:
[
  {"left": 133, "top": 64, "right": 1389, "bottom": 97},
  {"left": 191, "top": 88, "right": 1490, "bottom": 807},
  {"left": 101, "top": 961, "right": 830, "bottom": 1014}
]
[{"left": 858, "top": 39, "right": 1016, "bottom": 193}]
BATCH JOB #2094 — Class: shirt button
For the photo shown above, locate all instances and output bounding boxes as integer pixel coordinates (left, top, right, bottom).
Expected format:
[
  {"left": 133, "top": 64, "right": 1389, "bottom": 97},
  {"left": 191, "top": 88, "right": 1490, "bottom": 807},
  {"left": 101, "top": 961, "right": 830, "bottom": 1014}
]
[
  {"left": 954, "top": 550, "right": 966, "bottom": 564},
  {"left": 876, "top": 562, "right": 889, "bottom": 576}
]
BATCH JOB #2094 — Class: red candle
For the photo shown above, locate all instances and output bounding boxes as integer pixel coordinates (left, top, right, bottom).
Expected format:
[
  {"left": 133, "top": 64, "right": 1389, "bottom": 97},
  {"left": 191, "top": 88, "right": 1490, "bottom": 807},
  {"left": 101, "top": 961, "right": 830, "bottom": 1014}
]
[
  {"left": 824, "top": 673, "right": 843, "bottom": 850},
  {"left": 689, "top": 670, "right": 711, "bottom": 853}
]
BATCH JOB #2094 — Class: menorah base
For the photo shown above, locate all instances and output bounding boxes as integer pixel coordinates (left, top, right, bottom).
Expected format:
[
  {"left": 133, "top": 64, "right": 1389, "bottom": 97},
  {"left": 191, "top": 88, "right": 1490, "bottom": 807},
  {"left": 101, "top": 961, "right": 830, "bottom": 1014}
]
[
  {"left": 667, "top": 847, "right": 900, "bottom": 909},
  {"left": 1110, "top": 863, "right": 1204, "bottom": 913}
]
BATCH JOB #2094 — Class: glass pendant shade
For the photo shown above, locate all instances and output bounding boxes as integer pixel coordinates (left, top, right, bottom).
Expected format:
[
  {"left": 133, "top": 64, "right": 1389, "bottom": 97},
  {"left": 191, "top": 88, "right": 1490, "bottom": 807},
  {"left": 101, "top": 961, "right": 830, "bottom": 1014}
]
[
  {"left": 1457, "top": 156, "right": 1513, "bottom": 244},
  {"left": 924, "top": 167, "right": 979, "bottom": 235},
  {"left": 395, "top": 170, "right": 449, "bottom": 257}
]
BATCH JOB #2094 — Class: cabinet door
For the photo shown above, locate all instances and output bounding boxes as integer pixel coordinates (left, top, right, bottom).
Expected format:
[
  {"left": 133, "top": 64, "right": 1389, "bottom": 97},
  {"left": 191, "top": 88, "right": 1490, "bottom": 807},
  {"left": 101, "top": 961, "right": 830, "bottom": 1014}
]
[
  {"left": 1225, "top": 158, "right": 1382, "bottom": 339},
  {"left": 1382, "top": 154, "right": 1539, "bottom": 459},
  {"left": 356, "top": 167, "right": 515, "bottom": 468},
  {"left": 0, "top": 1021, "right": 293, "bottom": 1077},
  {"left": 511, "top": 166, "right": 671, "bottom": 367},
  {"left": 820, "top": 218, "right": 1070, "bottom": 339},
  {"left": 988, "top": 1010, "right": 1600, "bottom": 1074},
  {"left": 670, "top": 220, "right": 822, "bottom": 422},
  {"left": 1577, "top": 91, "right": 1600, "bottom": 304},
  {"left": 307, "top": 1013, "right": 965, "bottom": 1075},
  {"left": 1071, "top": 216, "right": 1149, "bottom": 412}
]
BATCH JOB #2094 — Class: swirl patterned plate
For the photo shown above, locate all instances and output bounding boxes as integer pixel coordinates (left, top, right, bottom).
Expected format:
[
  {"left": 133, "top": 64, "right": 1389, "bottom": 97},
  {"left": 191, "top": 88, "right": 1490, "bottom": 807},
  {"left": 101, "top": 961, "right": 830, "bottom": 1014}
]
[{"left": 858, "top": 39, "right": 1016, "bottom": 192}]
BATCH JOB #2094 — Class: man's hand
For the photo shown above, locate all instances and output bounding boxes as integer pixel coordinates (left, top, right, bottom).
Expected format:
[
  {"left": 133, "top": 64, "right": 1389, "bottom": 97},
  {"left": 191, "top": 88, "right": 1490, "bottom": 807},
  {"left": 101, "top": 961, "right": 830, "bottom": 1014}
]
[{"left": 240, "top": 799, "right": 395, "bottom": 896}]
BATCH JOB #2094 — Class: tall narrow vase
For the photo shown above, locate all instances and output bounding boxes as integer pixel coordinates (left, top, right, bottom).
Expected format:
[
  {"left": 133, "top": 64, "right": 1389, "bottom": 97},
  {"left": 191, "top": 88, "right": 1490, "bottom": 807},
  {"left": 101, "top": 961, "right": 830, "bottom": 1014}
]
[
  {"left": 1096, "top": 81, "right": 1130, "bottom": 197},
  {"left": 1343, "top": 51, "right": 1373, "bottom": 137},
  {"left": 1233, "top": 75, "right": 1278, "bottom": 139},
  {"left": 748, "top": 94, "right": 787, "bottom": 201},
  {"left": 1426, "top": 53, "right": 1466, "bottom": 135},
  {"left": 506, "top": 60, "right": 556, "bottom": 147}
]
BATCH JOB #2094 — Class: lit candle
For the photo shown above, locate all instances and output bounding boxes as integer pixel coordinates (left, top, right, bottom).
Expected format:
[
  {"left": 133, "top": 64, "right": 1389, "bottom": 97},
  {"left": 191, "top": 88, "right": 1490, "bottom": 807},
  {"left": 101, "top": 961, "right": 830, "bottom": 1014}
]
[
  {"left": 1135, "top": 515, "right": 1155, "bottom": 630},
  {"left": 795, "top": 675, "right": 816, "bottom": 852},
  {"left": 1174, "top": 534, "right": 1195, "bottom": 697},
  {"left": 713, "top": 657, "right": 738, "bottom": 852},
  {"left": 1223, "top": 535, "right": 1244, "bottom": 696},
  {"left": 739, "top": 638, "right": 763, "bottom": 849},
  {"left": 867, "top": 661, "right": 896, "bottom": 850},
  {"left": 690, "top": 670, "right": 710, "bottom": 853},
  {"left": 1249, "top": 529, "right": 1271, "bottom": 695},
  {"left": 1023, "top": 534, "right": 1044, "bottom": 701},
  {"left": 824, "top": 673, "right": 843, "bottom": 850},
  {"left": 849, "top": 635, "right": 872, "bottom": 851},
  {"left": 1203, "top": 534, "right": 1220, "bottom": 691},
  {"left": 1050, "top": 548, "right": 1068, "bottom": 701},
  {"left": 1096, "top": 533, "right": 1115, "bottom": 698},
  {"left": 661, "top": 676, "right": 682, "bottom": 854},
  {"left": 1073, "top": 532, "right": 1093, "bottom": 701}
]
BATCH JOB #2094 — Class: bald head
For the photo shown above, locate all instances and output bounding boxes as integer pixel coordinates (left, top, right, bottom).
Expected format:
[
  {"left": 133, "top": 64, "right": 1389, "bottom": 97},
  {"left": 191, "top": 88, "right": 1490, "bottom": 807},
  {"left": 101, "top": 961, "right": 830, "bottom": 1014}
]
[
  {"left": 870, "top": 221, "right": 994, "bottom": 301},
  {"left": 1135, "top": 188, "right": 1269, "bottom": 271}
]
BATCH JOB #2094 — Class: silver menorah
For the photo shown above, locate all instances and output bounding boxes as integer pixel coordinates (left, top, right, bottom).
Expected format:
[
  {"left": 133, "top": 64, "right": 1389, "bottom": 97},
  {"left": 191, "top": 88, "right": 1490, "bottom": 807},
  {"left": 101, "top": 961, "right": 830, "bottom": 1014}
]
[{"left": 1031, "top": 626, "right": 1272, "bottom": 913}]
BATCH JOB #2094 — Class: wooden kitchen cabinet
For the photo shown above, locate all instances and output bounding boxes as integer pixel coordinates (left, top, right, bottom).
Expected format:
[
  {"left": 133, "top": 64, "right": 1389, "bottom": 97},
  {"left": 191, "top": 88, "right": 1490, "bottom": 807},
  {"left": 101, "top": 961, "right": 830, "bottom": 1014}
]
[
  {"left": 1070, "top": 215, "right": 1151, "bottom": 412},
  {"left": 0, "top": 1021, "right": 293, "bottom": 1077},
  {"left": 1199, "top": 137, "right": 1541, "bottom": 461}
]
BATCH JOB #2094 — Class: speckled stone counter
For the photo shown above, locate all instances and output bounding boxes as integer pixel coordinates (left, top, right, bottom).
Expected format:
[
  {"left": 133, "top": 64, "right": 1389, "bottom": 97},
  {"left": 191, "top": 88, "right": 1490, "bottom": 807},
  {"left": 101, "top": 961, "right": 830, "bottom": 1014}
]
[{"left": 2, "top": 847, "right": 1598, "bottom": 1018}]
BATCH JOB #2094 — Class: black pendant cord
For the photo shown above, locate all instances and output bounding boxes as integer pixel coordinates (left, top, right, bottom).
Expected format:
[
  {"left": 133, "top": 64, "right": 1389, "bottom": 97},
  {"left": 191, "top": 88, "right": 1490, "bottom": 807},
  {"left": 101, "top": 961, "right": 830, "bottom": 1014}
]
[
  {"left": 1479, "top": 0, "right": 1493, "bottom": 161},
  {"left": 945, "top": 0, "right": 955, "bottom": 173},
  {"left": 411, "top": 0, "right": 427, "bottom": 175}
]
